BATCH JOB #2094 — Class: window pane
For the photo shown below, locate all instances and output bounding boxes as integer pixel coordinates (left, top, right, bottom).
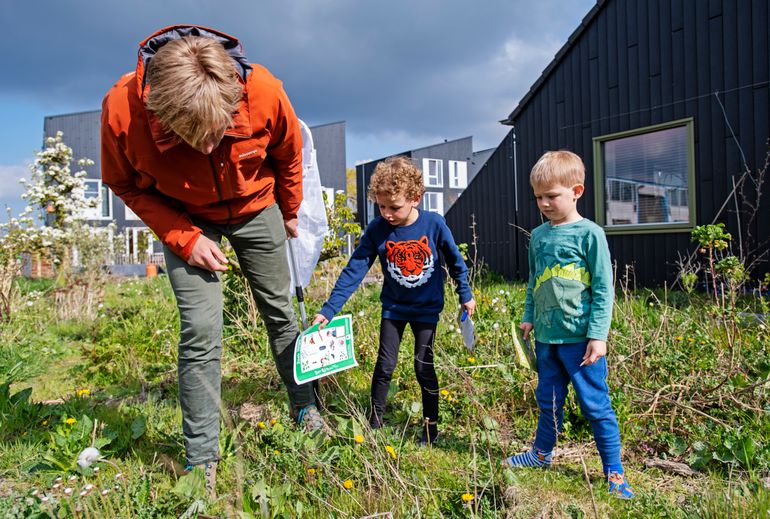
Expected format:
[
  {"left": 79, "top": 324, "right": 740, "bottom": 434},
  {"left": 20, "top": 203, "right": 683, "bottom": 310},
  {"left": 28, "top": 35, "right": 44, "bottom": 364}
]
[
  {"left": 423, "top": 159, "right": 443, "bottom": 187},
  {"left": 603, "top": 126, "right": 689, "bottom": 226},
  {"left": 84, "top": 180, "right": 99, "bottom": 199},
  {"left": 101, "top": 184, "right": 110, "bottom": 218}
]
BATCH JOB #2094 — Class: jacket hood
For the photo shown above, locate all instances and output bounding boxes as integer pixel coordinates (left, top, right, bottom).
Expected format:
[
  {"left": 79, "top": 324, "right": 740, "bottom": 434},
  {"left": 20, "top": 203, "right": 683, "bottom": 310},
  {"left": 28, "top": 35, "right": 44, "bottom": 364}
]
[
  {"left": 134, "top": 25, "right": 254, "bottom": 150},
  {"left": 136, "top": 25, "right": 252, "bottom": 94}
]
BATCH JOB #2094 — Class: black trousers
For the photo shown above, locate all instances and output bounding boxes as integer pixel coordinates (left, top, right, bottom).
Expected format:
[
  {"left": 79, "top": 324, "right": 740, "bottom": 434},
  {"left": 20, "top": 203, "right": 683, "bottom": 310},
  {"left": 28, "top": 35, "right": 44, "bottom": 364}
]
[{"left": 370, "top": 318, "right": 439, "bottom": 426}]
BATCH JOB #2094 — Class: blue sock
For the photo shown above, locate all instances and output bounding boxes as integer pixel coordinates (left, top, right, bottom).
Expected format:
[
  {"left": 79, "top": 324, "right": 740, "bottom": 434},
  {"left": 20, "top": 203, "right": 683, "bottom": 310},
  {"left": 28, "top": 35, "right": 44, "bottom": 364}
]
[{"left": 503, "top": 447, "right": 552, "bottom": 468}]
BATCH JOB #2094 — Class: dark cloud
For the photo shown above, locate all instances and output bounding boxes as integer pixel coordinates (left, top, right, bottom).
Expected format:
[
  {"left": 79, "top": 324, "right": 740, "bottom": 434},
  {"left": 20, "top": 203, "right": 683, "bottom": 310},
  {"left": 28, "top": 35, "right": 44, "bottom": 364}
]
[{"left": 2, "top": 0, "right": 595, "bottom": 156}]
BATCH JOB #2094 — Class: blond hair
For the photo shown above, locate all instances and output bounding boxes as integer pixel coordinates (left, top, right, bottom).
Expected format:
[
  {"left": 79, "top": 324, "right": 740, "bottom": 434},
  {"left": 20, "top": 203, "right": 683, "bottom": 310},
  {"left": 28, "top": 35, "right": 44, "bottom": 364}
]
[
  {"left": 530, "top": 150, "right": 585, "bottom": 188},
  {"left": 367, "top": 156, "right": 425, "bottom": 202},
  {"left": 145, "top": 36, "right": 243, "bottom": 150}
]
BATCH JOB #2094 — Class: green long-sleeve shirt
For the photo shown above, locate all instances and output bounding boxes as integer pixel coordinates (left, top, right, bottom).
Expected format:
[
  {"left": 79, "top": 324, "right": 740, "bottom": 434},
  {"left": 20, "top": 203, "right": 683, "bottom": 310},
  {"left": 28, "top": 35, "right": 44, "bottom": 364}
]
[{"left": 522, "top": 218, "right": 613, "bottom": 343}]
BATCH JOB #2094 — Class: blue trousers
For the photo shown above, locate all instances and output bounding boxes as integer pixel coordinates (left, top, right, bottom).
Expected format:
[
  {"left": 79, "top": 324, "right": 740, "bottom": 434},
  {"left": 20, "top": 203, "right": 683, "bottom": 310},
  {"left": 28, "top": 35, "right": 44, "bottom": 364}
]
[{"left": 533, "top": 340, "right": 622, "bottom": 472}]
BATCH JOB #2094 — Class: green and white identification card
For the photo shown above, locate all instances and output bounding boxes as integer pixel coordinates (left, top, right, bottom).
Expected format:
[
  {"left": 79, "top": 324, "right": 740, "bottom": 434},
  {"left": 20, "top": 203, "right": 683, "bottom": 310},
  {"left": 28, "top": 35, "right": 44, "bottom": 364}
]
[{"left": 293, "top": 314, "right": 357, "bottom": 384}]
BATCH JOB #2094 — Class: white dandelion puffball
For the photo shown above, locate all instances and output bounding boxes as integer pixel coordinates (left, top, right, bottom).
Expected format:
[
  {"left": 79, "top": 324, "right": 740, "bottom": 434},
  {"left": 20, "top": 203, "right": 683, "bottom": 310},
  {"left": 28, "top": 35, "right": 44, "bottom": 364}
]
[{"left": 77, "top": 447, "right": 101, "bottom": 469}]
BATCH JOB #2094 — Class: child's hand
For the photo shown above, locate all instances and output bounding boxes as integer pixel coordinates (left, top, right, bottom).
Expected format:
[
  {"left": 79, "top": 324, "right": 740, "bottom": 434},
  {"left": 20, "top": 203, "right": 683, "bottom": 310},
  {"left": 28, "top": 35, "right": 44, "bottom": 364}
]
[
  {"left": 462, "top": 299, "right": 476, "bottom": 318},
  {"left": 520, "top": 322, "right": 534, "bottom": 340},
  {"left": 580, "top": 339, "right": 607, "bottom": 366},
  {"left": 311, "top": 314, "right": 329, "bottom": 330}
]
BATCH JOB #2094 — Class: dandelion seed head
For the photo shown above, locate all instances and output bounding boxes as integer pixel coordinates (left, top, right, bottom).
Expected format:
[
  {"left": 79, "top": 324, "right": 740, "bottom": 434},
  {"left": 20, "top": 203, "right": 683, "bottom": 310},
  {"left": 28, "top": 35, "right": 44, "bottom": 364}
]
[{"left": 77, "top": 447, "right": 101, "bottom": 469}]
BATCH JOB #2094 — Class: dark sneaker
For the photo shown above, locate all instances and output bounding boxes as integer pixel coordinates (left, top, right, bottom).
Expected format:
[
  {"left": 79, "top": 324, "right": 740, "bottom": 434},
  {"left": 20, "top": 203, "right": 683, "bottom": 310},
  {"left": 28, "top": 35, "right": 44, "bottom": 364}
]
[
  {"left": 607, "top": 471, "right": 635, "bottom": 499},
  {"left": 184, "top": 460, "right": 217, "bottom": 499},
  {"left": 369, "top": 412, "right": 384, "bottom": 430},
  {"left": 418, "top": 419, "right": 439, "bottom": 446},
  {"left": 294, "top": 404, "right": 326, "bottom": 433}
]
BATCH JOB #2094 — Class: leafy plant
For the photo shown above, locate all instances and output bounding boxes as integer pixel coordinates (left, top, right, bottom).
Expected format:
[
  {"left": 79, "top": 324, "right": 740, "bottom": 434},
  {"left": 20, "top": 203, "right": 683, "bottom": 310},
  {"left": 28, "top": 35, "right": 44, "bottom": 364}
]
[{"left": 320, "top": 190, "right": 361, "bottom": 261}]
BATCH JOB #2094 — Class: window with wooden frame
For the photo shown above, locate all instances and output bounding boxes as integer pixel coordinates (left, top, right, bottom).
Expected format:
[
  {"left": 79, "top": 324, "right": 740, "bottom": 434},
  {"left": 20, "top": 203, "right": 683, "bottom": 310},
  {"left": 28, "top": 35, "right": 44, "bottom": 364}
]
[{"left": 593, "top": 118, "right": 695, "bottom": 234}]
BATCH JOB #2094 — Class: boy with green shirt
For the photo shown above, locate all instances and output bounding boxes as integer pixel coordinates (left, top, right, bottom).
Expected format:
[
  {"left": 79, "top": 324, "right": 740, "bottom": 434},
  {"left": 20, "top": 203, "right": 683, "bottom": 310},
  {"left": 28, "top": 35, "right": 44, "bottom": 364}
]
[{"left": 503, "top": 150, "right": 634, "bottom": 499}]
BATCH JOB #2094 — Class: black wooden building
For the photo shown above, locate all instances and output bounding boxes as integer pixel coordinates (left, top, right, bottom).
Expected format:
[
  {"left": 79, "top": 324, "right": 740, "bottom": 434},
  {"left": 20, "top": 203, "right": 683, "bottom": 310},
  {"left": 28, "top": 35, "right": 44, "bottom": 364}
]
[{"left": 445, "top": 0, "right": 770, "bottom": 286}]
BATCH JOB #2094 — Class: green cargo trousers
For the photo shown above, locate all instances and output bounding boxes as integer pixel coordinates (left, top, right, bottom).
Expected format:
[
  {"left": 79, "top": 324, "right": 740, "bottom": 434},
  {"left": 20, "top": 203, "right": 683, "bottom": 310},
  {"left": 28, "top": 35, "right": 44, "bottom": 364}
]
[{"left": 163, "top": 203, "right": 314, "bottom": 465}]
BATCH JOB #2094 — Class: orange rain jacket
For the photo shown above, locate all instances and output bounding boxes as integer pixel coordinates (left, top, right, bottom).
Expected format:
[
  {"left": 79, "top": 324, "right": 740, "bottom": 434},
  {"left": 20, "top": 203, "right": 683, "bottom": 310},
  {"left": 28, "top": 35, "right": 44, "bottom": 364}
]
[{"left": 101, "top": 26, "right": 303, "bottom": 261}]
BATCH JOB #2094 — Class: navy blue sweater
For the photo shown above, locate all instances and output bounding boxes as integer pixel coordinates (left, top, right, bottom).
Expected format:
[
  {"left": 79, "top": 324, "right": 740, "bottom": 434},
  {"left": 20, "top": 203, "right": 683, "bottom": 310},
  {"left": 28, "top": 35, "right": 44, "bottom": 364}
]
[{"left": 319, "top": 211, "right": 472, "bottom": 324}]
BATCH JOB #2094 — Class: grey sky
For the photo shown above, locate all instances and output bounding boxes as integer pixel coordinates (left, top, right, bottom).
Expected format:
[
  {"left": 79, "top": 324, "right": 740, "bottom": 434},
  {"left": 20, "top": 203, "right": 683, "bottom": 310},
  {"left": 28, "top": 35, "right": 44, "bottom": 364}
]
[{"left": 0, "top": 0, "right": 595, "bottom": 214}]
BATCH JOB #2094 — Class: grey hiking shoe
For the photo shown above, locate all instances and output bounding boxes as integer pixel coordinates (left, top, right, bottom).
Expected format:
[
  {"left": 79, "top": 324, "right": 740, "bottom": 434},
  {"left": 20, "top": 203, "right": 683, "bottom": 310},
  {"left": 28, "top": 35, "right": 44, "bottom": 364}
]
[
  {"left": 185, "top": 460, "right": 217, "bottom": 499},
  {"left": 294, "top": 404, "right": 326, "bottom": 433}
]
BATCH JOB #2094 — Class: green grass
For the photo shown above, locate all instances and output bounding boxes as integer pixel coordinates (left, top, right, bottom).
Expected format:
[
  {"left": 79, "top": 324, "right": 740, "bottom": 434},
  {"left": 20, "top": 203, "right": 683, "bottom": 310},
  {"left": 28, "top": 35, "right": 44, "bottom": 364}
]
[{"left": 0, "top": 269, "right": 768, "bottom": 517}]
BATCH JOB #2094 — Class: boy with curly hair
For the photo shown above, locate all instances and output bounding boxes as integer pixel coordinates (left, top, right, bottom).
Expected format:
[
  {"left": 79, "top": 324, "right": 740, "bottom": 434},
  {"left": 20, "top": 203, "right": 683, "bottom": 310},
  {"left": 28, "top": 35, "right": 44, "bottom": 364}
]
[{"left": 312, "top": 156, "right": 475, "bottom": 445}]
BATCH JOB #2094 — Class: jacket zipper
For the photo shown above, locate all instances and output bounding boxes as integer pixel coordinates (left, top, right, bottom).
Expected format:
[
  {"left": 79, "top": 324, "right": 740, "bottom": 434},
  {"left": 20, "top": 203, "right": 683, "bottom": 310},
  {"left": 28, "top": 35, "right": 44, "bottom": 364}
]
[{"left": 209, "top": 155, "right": 233, "bottom": 224}]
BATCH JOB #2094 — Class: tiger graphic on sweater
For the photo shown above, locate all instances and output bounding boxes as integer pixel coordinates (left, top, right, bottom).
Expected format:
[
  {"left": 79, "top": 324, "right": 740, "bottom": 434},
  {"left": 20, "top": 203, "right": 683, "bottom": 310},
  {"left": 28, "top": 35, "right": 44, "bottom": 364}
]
[{"left": 385, "top": 236, "right": 435, "bottom": 288}]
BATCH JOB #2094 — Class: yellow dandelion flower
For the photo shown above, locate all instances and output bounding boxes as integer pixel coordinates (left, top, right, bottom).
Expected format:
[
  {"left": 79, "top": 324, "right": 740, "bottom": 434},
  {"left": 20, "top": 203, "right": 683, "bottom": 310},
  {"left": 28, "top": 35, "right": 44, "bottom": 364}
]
[
  {"left": 687, "top": 337, "right": 695, "bottom": 342},
  {"left": 467, "top": 356, "right": 476, "bottom": 364},
  {"left": 65, "top": 418, "right": 77, "bottom": 426},
  {"left": 41, "top": 420, "right": 48, "bottom": 426},
  {"left": 440, "top": 389, "right": 450, "bottom": 397},
  {"left": 353, "top": 434, "right": 364, "bottom": 444},
  {"left": 676, "top": 336, "right": 683, "bottom": 341},
  {"left": 461, "top": 493, "right": 474, "bottom": 503},
  {"left": 385, "top": 445, "right": 396, "bottom": 459},
  {"left": 270, "top": 418, "right": 278, "bottom": 426},
  {"left": 257, "top": 421, "right": 266, "bottom": 429},
  {"left": 76, "top": 388, "right": 91, "bottom": 398},
  {"left": 343, "top": 479, "right": 354, "bottom": 489},
  {"left": 274, "top": 450, "right": 280, "bottom": 456},
  {"left": 307, "top": 468, "right": 316, "bottom": 475}
]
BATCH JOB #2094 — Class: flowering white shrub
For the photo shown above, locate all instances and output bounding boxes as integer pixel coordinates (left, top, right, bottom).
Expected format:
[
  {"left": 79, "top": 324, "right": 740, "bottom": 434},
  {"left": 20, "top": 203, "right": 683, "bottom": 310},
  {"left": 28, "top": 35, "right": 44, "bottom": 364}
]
[{"left": 0, "top": 132, "right": 109, "bottom": 319}]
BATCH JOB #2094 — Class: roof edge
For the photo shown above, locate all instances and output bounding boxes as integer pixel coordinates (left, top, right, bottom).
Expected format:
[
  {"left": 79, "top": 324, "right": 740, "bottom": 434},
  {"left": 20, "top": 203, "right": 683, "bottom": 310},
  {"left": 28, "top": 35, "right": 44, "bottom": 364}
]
[
  {"left": 501, "top": 0, "right": 606, "bottom": 125},
  {"left": 356, "top": 136, "right": 474, "bottom": 167}
]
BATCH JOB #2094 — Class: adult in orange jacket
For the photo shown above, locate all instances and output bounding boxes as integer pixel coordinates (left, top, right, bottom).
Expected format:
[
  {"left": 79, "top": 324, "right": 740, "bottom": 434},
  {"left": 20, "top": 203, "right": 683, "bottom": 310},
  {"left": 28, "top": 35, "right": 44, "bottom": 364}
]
[{"left": 101, "top": 26, "right": 325, "bottom": 492}]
